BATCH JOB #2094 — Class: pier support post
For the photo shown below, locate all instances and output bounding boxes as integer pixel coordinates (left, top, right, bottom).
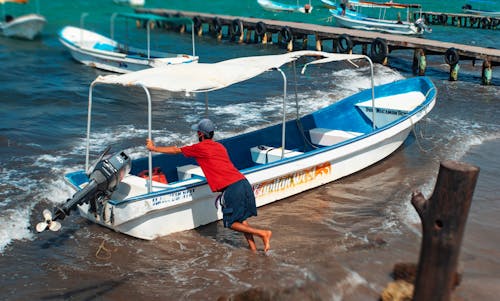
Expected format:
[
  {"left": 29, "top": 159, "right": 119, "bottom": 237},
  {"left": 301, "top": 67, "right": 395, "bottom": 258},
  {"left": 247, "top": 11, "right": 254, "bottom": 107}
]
[
  {"left": 412, "top": 160, "right": 479, "bottom": 301},
  {"left": 303, "top": 36, "right": 308, "bottom": 50},
  {"left": 179, "top": 24, "right": 186, "bottom": 34},
  {"left": 412, "top": 49, "right": 426, "bottom": 76},
  {"left": 315, "top": 35, "right": 322, "bottom": 51},
  {"left": 362, "top": 44, "right": 368, "bottom": 55},
  {"left": 449, "top": 63, "right": 460, "bottom": 81},
  {"left": 287, "top": 40, "right": 293, "bottom": 52},
  {"left": 482, "top": 60, "right": 492, "bottom": 85},
  {"left": 246, "top": 29, "right": 253, "bottom": 43},
  {"left": 445, "top": 48, "right": 460, "bottom": 81}
]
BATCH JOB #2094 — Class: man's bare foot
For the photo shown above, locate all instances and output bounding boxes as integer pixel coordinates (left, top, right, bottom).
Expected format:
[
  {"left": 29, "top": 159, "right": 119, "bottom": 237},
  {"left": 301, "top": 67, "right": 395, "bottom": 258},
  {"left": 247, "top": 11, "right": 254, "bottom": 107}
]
[{"left": 262, "top": 230, "right": 272, "bottom": 252}]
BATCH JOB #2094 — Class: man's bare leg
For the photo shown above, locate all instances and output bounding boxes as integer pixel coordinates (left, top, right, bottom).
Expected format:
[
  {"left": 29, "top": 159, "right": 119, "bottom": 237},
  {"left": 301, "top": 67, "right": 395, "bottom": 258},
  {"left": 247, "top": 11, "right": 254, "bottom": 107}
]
[
  {"left": 231, "top": 221, "right": 272, "bottom": 252},
  {"left": 242, "top": 221, "right": 257, "bottom": 251}
]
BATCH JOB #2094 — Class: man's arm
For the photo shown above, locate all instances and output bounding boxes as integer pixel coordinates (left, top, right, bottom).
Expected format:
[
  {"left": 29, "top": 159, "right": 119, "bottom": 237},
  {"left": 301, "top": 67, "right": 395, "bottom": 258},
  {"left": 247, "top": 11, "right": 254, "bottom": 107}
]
[{"left": 146, "top": 139, "right": 182, "bottom": 154}]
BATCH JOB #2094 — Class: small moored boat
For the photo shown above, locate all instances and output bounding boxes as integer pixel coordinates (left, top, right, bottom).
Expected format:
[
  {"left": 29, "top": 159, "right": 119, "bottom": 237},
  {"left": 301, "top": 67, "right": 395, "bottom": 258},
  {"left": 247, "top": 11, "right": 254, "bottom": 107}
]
[
  {"left": 257, "top": 0, "right": 313, "bottom": 13},
  {"left": 0, "top": 0, "right": 46, "bottom": 40},
  {"left": 329, "top": 1, "right": 431, "bottom": 35},
  {"left": 37, "top": 51, "right": 436, "bottom": 240},
  {"left": 59, "top": 13, "right": 198, "bottom": 73}
]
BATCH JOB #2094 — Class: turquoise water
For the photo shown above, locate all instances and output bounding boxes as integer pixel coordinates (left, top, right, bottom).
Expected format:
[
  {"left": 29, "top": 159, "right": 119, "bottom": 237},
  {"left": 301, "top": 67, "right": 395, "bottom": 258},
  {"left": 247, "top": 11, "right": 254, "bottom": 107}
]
[{"left": 0, "top": 0, "right": 499, "bottom": 300}]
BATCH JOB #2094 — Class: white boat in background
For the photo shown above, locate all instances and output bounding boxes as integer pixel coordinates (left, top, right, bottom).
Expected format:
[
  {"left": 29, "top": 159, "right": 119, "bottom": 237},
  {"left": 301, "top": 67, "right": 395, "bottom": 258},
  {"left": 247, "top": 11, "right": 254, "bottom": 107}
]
[
  {"left": 257, "top": 0, "right": 313, "bottom": 13},
  {"left": 462, "top": 0, "right": 500, "bottom": 17},
  {"left": 113, "top": 0, "right": 145, "bottom": 7},
  {"left": 59, "top": 13, "right": 198, "bottom": 73},
  {"left": 0, "top": 0, "right": 46, "bottom": 40},
  {"left": 36, "top": 51, "right": 436, "bottom": 240},
  {"left": 329, "top": 1, "right": 431, "bottom": 35},
  {"left": 320, "top": 0, "right": 337, "bottom": 9}
]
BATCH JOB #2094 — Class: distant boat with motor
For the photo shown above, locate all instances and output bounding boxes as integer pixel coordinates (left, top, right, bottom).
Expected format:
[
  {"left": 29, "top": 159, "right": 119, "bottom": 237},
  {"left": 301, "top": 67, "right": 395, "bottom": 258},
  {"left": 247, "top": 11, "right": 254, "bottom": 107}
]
[
  {"left": 0, "top": 0, "right": 46, "bottom": 40},
  {"left": 462, "top": 0, "right": 500, "bottom": 17},
  {"left": 257, "top": 0, "right": 313, "bottom": 13},
  {"left": 328, "top": 0, "right": 431, "bottom": 35},
  {"left": 36, "top": 51, "right": 436, "bottom": 240},
  {"left": 59, "top": 13, "right": 198, "bottom": 73}
]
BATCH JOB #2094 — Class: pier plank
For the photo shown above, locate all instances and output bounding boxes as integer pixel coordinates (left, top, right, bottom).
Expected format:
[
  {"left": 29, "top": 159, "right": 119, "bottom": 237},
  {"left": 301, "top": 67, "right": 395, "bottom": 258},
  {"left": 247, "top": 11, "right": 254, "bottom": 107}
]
[{"left": 137, "top": 8, "right": 500, "bottom": 64}]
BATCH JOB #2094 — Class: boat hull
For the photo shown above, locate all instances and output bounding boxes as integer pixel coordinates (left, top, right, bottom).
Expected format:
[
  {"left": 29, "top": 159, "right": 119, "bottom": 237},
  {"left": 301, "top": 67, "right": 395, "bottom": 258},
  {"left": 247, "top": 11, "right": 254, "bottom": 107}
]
[
  {"left": 331, "top": 12, "right": 421, "bottom": 35},
  {"left": 0, "top": 14, "right": 46, "bottom": 40},
  {"left": 257, "top": 0, "right": 313, "bottom": 13},
  {"left": 59, "top": 26, "right": 198, "bottom": 73},
  {"left": 67, "top": 77, "right": 436, "bottom": 240}
]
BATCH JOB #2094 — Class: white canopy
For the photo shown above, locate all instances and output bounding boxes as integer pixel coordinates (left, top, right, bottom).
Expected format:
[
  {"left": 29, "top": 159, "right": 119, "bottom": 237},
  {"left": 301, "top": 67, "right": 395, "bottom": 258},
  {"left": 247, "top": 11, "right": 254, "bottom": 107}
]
[{"left": 93, "top": 50, "right": 367, "bottom": 93}]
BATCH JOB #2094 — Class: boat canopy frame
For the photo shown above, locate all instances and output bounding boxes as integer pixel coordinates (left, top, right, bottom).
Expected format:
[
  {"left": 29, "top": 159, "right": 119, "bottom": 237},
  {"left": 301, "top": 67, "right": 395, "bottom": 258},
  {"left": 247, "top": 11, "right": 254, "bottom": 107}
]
[
  {"left": 78, "top": 12, "right": 196, "bottom": 60},
  {"left": 86, "top": 50, "right": 374, "bottom": 193},
  {"left": 109, "top": 13, "right": 196, "bottom": 59}
]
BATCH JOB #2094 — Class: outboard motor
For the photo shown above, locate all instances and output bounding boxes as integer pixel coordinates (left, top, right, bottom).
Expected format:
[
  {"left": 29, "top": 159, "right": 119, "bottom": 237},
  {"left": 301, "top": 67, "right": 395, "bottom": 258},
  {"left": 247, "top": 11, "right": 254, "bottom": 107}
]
[
  {"left": 415, "top": 18, "right": 432, "bottom": 34},
  {"left": 36, "top": 150, "right": 131, "bottom": 233}
]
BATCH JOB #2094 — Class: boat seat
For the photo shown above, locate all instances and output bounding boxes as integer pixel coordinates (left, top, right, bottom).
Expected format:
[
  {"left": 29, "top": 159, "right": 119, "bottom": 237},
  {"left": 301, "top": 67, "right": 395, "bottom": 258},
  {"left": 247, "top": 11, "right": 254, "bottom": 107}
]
[
  {"left": 93, "top": 42, "right": 116, "bottom": 52},
  {"left": 177, "top": 164, "right": 205, "bottom": 181},
  {"left": 111, "top": 173, "right": 205, "bottom": 200},
  {"left": 309, "top": 128, "right": 362, "bottom": 146},
  {"left": 111, "top": 174, "right": 169, "bottom": 200},
  {"left": 250, "top": 145, "right": 303, "bottom": 164}
]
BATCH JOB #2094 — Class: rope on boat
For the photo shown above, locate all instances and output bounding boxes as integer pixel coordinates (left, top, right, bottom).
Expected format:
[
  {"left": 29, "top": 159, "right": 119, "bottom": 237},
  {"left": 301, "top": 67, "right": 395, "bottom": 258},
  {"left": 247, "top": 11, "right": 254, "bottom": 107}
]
[
  {"left": 410, "top": 115, "right": 441, "bottom": 154},
  {"left": 95, "top": 239, "right": 117, "bottom": 260}
]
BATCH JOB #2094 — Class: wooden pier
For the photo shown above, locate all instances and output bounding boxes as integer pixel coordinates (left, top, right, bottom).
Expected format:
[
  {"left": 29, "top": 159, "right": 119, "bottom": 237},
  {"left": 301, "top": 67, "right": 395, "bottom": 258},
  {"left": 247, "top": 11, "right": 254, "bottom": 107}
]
[
  {"left": 137, "top": 8, "right": 499, "bottom": 84},
  {"left": 414, "top": 11, "right": 499, "bottom": 30}
]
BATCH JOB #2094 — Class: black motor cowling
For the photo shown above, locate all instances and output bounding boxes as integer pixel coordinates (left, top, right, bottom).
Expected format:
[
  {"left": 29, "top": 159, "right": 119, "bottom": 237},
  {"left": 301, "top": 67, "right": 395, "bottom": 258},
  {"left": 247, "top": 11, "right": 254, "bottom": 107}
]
[
  {"left": 55, "top": 151, "right": 131, "bottom": 220},
  {"left": 36, "top": 150, "right": 131, "bottom": 233}
]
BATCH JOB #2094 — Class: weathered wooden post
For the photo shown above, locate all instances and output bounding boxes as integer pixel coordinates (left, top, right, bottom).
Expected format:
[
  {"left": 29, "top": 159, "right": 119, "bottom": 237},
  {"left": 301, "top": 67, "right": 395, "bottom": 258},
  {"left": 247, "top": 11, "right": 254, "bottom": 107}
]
[
  {"left": 362, "top": 44, "right": 368, "bottom": 55},
  {"left": 315, "top": 35, "right": 322, "bottom": 51},
  {"left": 412, "top": 48, "right": 426, "bottom": 76},
  {"left": 444, "top": 48, "right": 460, "bottom": 81},
  {"left": 412, "top": 160, "right": 479, "bottom": 301},
  {"left": 482, "top": 59, "right": 492, "bottom": 85}
]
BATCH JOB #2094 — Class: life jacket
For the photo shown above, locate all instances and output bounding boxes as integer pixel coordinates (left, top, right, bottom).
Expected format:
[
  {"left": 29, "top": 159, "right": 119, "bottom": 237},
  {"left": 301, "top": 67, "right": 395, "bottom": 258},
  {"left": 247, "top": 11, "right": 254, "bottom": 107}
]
[{"left": 138, "top": 167, "right": 167, "bottom": 184}]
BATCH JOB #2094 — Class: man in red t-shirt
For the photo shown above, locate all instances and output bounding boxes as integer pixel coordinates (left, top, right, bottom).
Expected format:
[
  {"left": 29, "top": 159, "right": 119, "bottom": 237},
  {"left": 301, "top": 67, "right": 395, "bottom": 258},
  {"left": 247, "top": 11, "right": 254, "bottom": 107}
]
[{"left": 146, "top": 119, "right": 272, "bottom": 252}]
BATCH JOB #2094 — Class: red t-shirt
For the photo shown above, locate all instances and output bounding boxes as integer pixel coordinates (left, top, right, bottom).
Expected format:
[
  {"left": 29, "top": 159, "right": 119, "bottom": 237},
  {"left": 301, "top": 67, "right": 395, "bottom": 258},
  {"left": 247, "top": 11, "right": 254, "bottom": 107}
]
[{"left": 181, "top": 139, "right": 245, "bottom": 192}]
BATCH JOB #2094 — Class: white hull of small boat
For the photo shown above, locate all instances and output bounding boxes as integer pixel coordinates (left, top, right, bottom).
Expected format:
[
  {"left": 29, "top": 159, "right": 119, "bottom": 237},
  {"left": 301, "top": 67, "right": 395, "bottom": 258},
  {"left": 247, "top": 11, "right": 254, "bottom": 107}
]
[
  {"left": 257, "top": 0, "right": 313, "bottom": 13},
  {"left": 59, "top": 26, "right": 198, "bottom": 73},
  {"left": 114, "top": 0, "right": 145, "bottom": 7},
  {"left": 63, "top": 51, "right": 436, "bottom": 240},
  {"left": 0, "top": 14, "right": 46, "bottom": 40},
  {"left": 331, "top": 11, "right": 424, "bottom": 35}
]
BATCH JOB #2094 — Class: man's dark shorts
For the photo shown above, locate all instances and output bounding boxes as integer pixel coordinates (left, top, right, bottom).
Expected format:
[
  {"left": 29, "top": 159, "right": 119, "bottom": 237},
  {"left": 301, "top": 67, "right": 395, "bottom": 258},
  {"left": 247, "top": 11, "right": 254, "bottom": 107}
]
[{"left": 221, "top": 179, "right": 257, "bottom": 228}]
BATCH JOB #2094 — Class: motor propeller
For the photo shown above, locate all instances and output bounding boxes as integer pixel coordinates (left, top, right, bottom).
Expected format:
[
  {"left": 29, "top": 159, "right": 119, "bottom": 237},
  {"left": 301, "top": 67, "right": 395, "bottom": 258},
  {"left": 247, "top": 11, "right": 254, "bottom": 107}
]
[{"left": 36, "top": 149, "right": 131, "bottom": 233}]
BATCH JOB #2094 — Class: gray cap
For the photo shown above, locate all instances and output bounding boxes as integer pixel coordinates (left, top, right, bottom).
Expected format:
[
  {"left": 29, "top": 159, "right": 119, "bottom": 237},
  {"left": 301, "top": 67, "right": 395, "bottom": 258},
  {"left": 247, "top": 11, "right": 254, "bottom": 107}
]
[{"left": 191, "top": 118, "right": 215, "bottom": 135}]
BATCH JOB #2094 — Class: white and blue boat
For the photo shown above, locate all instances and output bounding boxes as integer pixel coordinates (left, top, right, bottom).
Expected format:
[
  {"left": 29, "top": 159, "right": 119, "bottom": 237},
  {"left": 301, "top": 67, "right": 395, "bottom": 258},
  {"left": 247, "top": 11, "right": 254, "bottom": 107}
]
[
  {"left": 38, "top": 51, "right": 436, "bottom": 240},
  {"left": 462, "top": 0, "right": 500, "bottom": 17},
  {"left": 59, "top": 13, "right": 198, "bottom": 74},
  {"left": 329, "top": 1, "right": 431, "bottom": 35},
  {"left": 257, "top": 0, "right": 313, "bottom": 13}
]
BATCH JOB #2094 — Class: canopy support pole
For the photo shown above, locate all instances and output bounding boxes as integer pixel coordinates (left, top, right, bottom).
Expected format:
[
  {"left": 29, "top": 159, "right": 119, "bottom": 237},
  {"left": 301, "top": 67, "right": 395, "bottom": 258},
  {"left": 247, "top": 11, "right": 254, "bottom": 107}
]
[
  {"left": 141, "top": 84, "right": 153, "bottom": 193},
  {"left": 191, "top": 22, "right": 196, "bottom": 57},
  {"left": 276, "top": 68, "right": 287, "bottom": 159},
  {"left": 85, "top": 81, "right": 96, "bottom": 173},
  {"left": 80, "top": 13, "right": 89, "bottom": 45},
  {"left": 110, "top": 13, "right": 117, "bottom": 40},
  {"left": 367, "top": 58, "right": 376, "bottom": 130},
  {"left": 205, "top": 93, "right": 209, "bottom": 117},
  {"left": 147, "top": 20, "right": 151, "bottom": 59}
]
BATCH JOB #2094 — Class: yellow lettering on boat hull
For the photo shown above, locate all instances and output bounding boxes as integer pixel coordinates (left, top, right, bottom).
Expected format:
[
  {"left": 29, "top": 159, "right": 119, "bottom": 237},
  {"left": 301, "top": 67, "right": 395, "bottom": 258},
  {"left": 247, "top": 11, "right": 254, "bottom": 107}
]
[{"left": 253, "top": 162, "right": 331, "bottom": 198}]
